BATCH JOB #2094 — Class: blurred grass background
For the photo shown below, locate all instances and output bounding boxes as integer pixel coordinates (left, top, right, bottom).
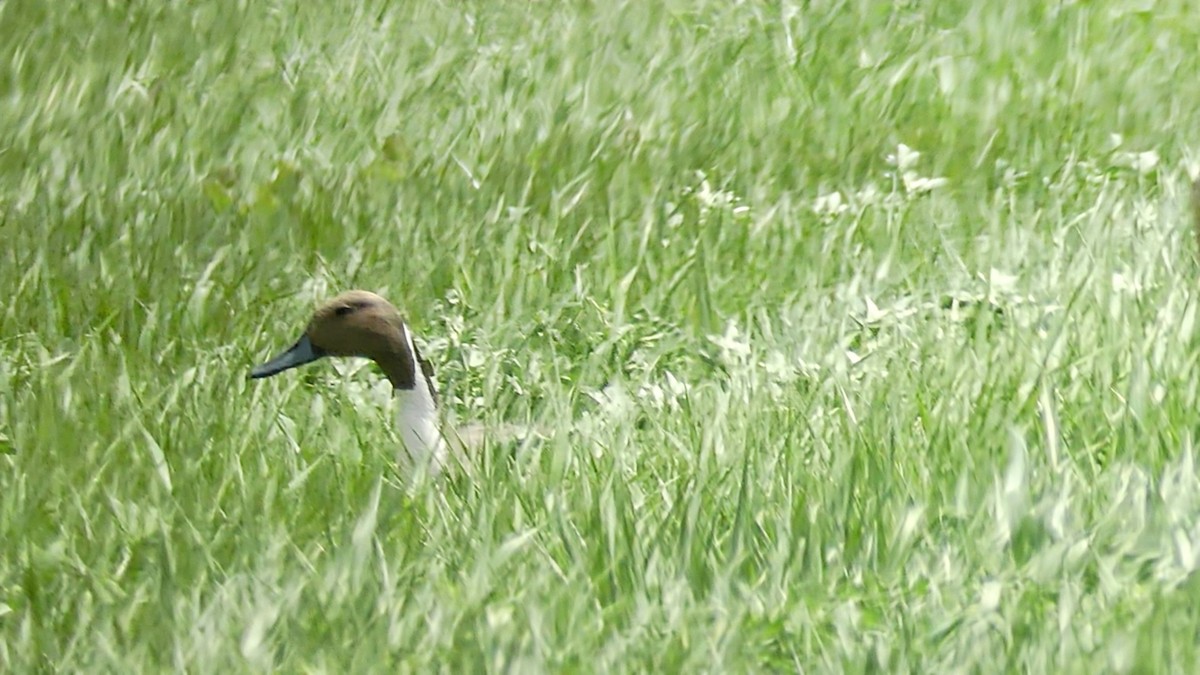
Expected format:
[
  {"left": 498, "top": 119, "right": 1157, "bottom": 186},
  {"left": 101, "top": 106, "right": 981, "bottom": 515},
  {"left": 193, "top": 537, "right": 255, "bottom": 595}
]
[{"left": 4, "top": 0, "right": 1200, "bottom": 670}]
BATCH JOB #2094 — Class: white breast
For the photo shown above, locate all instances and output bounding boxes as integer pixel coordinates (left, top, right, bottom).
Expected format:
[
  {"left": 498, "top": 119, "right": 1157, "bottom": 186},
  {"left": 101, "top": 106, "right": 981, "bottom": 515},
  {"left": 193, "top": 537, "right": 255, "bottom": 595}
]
[
  {"left": 395, "top": 325, "right": 447, "bottom": 476},
  {"left": 394, "top": 388, "right": 446, "bottom": 475}
]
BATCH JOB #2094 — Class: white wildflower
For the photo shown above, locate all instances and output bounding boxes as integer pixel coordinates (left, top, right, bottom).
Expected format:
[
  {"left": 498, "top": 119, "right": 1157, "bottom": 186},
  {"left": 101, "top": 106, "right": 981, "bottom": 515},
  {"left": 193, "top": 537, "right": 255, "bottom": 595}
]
[{"left": 813, "top": 190, "right": 849, "bottom": 217}]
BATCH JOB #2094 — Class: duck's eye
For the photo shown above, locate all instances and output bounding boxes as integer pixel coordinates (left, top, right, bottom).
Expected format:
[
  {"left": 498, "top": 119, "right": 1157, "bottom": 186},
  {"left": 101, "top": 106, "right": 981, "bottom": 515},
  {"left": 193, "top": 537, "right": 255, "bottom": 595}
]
[{"left": 335, "top": 300, "right": 371, "bottom": 317}]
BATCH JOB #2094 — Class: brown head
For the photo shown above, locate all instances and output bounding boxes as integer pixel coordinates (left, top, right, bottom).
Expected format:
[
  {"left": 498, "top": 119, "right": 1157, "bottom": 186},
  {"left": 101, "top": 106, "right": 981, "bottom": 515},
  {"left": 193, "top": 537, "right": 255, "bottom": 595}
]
[{"left": 250, "top": 290, "right": 436, "bottom": 396}]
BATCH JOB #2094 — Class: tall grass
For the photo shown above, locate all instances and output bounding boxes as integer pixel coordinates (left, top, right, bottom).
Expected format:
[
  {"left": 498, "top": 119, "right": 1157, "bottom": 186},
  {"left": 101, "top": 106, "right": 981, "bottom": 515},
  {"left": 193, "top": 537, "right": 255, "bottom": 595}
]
[{"left": 4, "top": 0, "right": 1200, "bottom": 670}]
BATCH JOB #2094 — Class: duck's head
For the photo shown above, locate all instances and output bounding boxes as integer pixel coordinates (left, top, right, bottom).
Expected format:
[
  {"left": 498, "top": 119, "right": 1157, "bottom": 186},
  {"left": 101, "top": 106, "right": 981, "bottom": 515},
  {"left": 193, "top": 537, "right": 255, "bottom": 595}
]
[{"left": 250, "top": 290, "right": 435, "bottom": 394}]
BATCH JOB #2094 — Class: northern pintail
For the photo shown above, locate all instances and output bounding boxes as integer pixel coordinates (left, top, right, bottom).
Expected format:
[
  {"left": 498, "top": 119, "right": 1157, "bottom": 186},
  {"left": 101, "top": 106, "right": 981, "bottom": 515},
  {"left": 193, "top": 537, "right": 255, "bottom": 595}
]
[{"left": 250, "top": 290, "right": 451, "bottom": 476}]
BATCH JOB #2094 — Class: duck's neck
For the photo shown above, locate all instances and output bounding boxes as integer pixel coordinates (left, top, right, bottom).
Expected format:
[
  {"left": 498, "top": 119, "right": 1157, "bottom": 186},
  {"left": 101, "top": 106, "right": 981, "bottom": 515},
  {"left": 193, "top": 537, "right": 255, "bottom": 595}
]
[{"left": 381, "top": 323, "right": 446, "bottom": 473}]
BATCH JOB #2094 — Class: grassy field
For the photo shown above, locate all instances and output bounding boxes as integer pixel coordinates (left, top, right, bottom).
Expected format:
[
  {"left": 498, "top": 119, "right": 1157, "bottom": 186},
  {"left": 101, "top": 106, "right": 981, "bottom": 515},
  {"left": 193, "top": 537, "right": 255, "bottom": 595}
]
[{"left": 4, "top": 0, "right": 1200, "bottom": 671}]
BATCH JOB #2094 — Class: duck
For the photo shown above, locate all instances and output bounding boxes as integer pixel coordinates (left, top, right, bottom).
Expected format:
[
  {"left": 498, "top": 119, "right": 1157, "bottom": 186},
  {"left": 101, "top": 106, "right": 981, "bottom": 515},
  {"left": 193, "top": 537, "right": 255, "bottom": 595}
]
[{"left": 249, "top": 290, "right": 452, "bottom": 476}]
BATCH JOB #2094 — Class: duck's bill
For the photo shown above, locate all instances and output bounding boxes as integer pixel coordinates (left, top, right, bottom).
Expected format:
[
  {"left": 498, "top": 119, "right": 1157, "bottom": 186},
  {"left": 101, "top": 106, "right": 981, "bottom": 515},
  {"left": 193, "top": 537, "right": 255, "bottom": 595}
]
[{"left": 250, "top": 335, "right": 326, "bottom": 379}]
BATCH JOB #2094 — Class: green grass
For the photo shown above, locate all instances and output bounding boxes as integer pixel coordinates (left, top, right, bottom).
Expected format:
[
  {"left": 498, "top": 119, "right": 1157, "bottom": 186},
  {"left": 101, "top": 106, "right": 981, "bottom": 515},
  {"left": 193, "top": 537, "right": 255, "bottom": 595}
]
[{"left": 5, "top": 0, "right": 1200, "bottom": 670}]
